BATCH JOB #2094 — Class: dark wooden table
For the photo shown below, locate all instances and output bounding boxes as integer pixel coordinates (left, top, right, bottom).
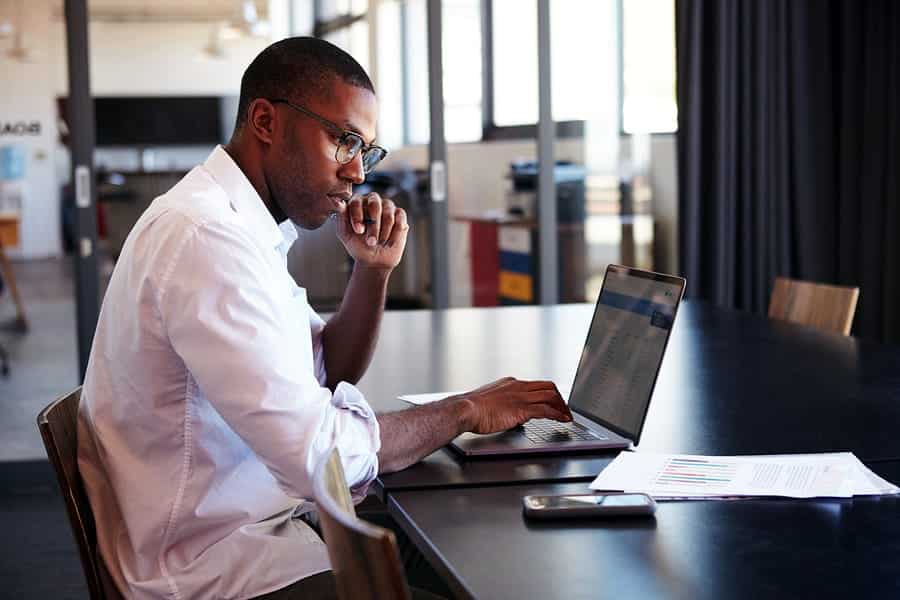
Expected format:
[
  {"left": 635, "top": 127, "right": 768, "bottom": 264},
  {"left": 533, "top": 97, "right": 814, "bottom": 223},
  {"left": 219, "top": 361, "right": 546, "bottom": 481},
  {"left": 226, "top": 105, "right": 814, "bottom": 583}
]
[
  {"left": 360, "top": 302, "right": 900, "bottom": 498},
  {"left": 357, "top": 303, "right": 900, "bottom": 598},
  {"left": 387, "top": 461, "right": 900, "bottom": 599}
]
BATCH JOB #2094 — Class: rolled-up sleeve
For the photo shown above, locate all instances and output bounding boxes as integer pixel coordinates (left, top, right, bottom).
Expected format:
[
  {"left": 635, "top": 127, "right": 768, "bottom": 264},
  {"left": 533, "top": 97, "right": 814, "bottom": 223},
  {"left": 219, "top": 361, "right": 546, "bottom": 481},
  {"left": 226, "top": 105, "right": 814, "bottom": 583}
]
[{"left": 160, "top": 219, "right": 380, "bottom": 501}]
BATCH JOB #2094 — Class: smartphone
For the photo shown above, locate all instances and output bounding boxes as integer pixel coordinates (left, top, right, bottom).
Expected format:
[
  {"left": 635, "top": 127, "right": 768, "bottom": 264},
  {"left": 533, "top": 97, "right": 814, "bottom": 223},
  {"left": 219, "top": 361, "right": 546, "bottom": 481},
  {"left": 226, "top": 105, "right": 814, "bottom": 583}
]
[{"left": 522, "top": 492, "right": 656, "bottom": 519}]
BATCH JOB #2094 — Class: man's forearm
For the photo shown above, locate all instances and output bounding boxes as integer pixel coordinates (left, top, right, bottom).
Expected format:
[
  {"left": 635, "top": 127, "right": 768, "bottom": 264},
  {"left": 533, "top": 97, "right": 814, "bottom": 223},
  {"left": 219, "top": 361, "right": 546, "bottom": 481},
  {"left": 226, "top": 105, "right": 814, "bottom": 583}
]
[
  {"left": 376, "top": 397, "right": 472, "bottom": 474},
  {"left": 321, "top": 264, "right": 391, "bottom": 389}
]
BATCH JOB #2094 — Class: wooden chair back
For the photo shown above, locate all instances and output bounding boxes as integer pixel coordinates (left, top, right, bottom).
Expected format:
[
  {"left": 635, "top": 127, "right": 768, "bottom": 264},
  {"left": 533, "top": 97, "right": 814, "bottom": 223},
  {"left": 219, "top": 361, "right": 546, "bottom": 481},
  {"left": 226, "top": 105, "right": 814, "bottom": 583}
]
[
  {"left": 313, "top": 449, "right": 411, "bottom": 600},
  {"left": 37, "top": 388, "right": 123, "bottom": 600},
  {"left": 768, "top": 277, "right": 860, "bottom": 336}
]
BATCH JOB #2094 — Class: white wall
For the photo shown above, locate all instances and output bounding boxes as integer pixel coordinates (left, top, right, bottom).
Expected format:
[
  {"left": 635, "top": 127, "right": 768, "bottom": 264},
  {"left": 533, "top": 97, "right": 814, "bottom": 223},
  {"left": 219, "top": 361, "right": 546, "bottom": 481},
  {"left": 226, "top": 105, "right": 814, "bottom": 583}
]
[
  {"left": 0, "top": 0, "right": 62, "bottom": 259},
  {"left": 51, "top": 22, "right": 269, "bottom": 97}
]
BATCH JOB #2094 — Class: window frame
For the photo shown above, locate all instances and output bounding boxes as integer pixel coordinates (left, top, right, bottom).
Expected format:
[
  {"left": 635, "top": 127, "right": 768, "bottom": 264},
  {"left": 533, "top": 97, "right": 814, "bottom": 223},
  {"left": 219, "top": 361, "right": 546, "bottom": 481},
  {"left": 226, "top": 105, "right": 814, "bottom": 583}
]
[
  {"left": 481, "top": 0, "right": 674, "bottom": 141},
  {"left": 312, "top": 1, "right": 368, "bottom": 49},
  {"left": 480, "top": 0, "right": 595, "bottom": 140},
  {"left": 314, "top": 0, "right": 676, "bottom": 146},
  {"left": 313, "top": 11, "right": 367, "bottom": 37}
]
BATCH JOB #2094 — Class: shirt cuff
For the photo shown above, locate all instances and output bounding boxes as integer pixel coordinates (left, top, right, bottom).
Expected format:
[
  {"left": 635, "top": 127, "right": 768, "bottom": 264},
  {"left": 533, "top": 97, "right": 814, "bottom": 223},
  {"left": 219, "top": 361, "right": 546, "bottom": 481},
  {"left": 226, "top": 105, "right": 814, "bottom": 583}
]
[{"left": 317, "top": 382, "right": 381, "bottom": 503}]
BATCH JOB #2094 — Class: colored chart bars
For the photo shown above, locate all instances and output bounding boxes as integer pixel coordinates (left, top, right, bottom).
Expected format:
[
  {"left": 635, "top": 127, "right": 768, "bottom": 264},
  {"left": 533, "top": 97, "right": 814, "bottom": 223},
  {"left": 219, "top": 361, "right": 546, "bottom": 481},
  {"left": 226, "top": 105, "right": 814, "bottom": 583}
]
[{"left": 655, "top": 457, "right": 738, "bottom": 487}]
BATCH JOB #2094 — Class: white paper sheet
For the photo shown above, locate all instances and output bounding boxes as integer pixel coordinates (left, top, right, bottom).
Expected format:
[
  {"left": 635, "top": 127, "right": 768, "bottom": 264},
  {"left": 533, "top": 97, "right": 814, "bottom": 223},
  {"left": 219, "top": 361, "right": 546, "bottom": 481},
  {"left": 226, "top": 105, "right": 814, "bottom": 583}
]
[
  {"left": 400, "top": 387, "right": 572, "bottom": 406},
  {"left": 398, "top": 392, "right": 463, "bottom": 405},
  {"left": 589, "top": 451, "right": 899, "bottom": 499}
]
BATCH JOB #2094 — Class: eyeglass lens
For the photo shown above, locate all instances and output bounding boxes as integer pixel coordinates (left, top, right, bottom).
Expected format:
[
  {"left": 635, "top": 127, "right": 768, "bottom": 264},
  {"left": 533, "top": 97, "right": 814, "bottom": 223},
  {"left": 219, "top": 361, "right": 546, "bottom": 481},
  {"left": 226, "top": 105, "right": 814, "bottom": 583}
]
[
  {"left": 361, "top": 148, "right": 387, "bottom": 173},
  {"left": 336, "top": 134, "right": 386, "bottom": 173}
]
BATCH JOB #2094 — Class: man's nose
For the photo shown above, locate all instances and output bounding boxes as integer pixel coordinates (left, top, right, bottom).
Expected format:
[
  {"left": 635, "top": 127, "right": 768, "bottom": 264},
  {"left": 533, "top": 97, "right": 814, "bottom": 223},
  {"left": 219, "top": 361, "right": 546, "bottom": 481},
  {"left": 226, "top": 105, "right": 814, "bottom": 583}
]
[{"left": 338, "top": 152, "right": 366, "bottom": 185}]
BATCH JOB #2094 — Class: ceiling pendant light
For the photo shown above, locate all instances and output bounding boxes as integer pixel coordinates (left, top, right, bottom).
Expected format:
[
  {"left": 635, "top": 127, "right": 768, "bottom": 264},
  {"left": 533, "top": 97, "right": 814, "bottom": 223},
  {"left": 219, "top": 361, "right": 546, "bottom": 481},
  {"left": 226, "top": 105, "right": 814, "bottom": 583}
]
[
  {"left": 199, "top": 24, "right": 227, "bottom": 61},
  {"left": 232, "top": 0, "right": 271, "bottom": 38}
]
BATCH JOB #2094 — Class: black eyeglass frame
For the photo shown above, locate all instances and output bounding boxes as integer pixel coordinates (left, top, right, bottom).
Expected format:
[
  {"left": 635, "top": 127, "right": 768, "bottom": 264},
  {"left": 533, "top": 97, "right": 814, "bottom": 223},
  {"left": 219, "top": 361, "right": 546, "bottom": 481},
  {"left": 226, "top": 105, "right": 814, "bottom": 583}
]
[{"left": 268, "top": 98, "right": 388, "bottom": 173}]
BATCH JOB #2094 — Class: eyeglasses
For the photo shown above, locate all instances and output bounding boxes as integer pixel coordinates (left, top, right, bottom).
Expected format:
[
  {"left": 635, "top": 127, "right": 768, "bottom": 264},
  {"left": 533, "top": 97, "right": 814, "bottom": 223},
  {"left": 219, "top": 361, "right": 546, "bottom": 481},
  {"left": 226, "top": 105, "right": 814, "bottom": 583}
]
[{"left": 269, "top": 98, "right": 388, "bottom": 174}]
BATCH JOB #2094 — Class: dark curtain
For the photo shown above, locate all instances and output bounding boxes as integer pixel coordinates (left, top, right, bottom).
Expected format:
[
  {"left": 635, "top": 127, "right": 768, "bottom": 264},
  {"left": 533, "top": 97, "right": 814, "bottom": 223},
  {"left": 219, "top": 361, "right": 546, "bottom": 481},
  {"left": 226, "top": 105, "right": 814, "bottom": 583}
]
[{"left": 676, "top": 0, "right": 900, "bottom": 342}]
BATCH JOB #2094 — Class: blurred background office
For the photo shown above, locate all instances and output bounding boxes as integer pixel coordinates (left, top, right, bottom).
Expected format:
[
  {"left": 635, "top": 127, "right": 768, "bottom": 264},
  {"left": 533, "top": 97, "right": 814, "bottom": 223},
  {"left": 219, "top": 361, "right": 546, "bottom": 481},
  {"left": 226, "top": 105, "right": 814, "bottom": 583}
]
[
  {"left": 1, "top": 1, "right": 898, "bottom": 597},
  {"left": 2, "top": 0, "right": 899, "bottom": 437},
  {"left": 0, "top": 0, "right": 678, "bottom": 408}
]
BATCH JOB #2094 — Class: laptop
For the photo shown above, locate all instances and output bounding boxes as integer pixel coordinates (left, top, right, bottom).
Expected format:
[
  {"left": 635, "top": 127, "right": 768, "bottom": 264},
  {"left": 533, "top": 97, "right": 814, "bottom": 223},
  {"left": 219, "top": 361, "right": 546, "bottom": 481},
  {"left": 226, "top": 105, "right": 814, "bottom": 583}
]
[{"left": 450, "top": 264, "right": 686, "bottom": 457}]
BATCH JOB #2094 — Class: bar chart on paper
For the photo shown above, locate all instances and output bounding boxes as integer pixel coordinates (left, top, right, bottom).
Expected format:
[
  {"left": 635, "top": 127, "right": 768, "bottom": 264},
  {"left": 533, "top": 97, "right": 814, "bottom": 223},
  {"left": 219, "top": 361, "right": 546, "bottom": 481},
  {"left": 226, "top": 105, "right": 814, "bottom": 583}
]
[
  {"left": 655, "top": 457, "right": 739, "bottom": 488},
  {"left": 590, "top": 451, "right": 900, "bottom": 498}
]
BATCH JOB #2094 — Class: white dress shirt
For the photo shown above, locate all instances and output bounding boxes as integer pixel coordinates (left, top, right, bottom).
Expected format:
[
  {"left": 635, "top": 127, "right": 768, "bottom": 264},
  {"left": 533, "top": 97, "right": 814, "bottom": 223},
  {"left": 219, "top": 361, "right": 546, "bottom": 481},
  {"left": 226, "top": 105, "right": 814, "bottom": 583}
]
[{"left": 78, "top": 146, "right": 381, "bottom": 600}]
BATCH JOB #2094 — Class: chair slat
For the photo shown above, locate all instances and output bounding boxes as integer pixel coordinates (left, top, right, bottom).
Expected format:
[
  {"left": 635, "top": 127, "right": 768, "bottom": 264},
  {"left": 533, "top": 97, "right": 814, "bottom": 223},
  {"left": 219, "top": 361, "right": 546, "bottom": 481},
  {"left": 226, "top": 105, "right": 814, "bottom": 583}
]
[
  {"left": 314, "top": 449, "right": 412, "bottom": 600},
  {"left": 37, "top": 388, "right": 123, "bottom": 600},
  {"left": 768, "top": 277, "right": 859, "bottom": 336}
]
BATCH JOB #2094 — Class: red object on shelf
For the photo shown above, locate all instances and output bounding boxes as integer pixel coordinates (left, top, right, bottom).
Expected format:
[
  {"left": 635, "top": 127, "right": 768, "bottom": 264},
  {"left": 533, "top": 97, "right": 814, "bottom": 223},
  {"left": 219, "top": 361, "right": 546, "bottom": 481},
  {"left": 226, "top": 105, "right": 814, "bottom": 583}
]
[{"left": 469, "top": 221, "right": 499, "bottom": 307}]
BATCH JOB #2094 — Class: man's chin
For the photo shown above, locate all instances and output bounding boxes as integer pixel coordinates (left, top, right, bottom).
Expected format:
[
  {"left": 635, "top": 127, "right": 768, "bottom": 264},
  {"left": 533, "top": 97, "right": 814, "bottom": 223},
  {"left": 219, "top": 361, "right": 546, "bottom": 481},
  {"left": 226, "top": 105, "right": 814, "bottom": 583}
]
[{"left": 291, "top": 213, "right": 332, "bottom": 231}]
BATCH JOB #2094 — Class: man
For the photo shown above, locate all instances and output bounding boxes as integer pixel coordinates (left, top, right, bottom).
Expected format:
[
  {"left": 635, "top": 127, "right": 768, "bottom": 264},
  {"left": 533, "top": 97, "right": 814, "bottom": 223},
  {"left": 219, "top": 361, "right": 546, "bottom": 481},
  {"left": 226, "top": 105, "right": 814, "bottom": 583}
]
[{"left": 78, "top": 37, "right": 571, "bottom": 600}]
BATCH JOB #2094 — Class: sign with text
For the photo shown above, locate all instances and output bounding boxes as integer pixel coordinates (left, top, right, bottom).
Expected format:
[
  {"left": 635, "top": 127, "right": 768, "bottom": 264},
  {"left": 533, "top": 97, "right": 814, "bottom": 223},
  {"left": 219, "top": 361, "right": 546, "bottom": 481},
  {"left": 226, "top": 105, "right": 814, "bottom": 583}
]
[{"left": 0, "top": 121, "right": 42, "bottom": 136}]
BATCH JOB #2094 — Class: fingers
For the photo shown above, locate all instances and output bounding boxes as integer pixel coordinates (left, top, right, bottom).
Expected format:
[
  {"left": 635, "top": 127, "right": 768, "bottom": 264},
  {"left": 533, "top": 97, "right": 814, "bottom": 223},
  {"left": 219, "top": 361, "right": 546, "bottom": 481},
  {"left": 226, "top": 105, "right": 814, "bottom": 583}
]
[
  {"left": 523, "top": 388, "right": 569, "bottom": 408},
  {"left": 377, "top": 197, "right": 397, "bottom": 244},
  {"left": 335, "top": 204, "right": 352, "bottom": 239},
  {"left": 461, "top": 378, "right": 572, "bottom": 433},
  {"left": 522, "top": 388, "right": 572, "bottom": 421},
  {"left": 386, "top": 207, "right": 409, "bottom": 248},
  {"left": 529, "top": 403, "right": 573, "bottom": 423},
  {"left": 522, "top": 380, "right": 559, "bottom": 392},
  {"left": 469, "top": 378, "right": 556, "bottom": 400},
  {"left": 347, "top": 195, "right": 366, "bottom": 235},
  {"left": 347, "top": 193, "right": 407, "bottom": 248},
  {"left": 364, "top": 196, "right": 382, "bottom": 246}
]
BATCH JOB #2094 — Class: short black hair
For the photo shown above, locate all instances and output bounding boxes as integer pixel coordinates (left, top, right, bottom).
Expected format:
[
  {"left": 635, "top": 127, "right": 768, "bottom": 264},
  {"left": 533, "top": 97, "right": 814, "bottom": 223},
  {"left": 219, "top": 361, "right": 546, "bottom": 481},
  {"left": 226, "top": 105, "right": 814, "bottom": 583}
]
[{"left": 233, "top": 36, "right": 375, "bottom": 131}]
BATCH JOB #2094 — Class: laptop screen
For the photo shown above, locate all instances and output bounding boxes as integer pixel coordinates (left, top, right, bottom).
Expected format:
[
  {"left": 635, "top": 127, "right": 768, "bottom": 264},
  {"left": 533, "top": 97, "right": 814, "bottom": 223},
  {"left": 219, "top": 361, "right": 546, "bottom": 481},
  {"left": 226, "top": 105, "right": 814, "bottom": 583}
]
[{"left": 568, "top": 265, "right": 685, "bottom": 443}]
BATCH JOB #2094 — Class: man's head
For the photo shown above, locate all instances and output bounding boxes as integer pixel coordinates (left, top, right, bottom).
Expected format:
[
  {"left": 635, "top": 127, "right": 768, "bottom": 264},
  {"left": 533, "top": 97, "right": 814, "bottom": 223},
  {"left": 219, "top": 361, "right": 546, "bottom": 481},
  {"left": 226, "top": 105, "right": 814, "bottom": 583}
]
[{"left": 229, "top": 37, "right": 379, "bottom": 229}]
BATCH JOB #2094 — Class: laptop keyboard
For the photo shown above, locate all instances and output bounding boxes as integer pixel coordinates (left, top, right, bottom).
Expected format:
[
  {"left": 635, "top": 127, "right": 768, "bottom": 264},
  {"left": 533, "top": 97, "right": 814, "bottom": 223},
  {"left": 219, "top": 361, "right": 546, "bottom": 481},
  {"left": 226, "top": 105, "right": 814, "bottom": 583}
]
[{"left": 522, "top": 419, "right": 609, "bottom": 444}]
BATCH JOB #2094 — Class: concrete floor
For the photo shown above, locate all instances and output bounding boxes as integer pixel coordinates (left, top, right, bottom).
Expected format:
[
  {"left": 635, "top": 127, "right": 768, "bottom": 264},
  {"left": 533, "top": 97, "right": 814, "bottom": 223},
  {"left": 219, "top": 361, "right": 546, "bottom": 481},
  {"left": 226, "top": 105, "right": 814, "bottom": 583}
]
[{"left": 0, "top": 257, "right": 89, "bottom": 461}]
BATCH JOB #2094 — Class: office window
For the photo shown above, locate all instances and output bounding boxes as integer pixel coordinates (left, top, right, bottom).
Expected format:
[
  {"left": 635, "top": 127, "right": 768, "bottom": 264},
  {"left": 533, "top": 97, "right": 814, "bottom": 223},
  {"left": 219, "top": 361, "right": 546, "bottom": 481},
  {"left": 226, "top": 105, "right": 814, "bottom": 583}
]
[
  {"left": 315, "top": 0, "right": 370, "bottom": 90},
  {"left": 318, "top": 0, "right": 367, "bottom": 21},
  {"left": 404, "top": 0, "right": 430, "bottom": 144},
  {"left": 289, "top": 0, "right": 315, "bottom": 35},
  {"left": 491, "top": 0, "right": 537, "bottom": 126},
  {"left": 622, "top": 0, "right": 676, "bottom": 133},
  {"left": 490, "top": 0, "right": 676, "bottom": 134},
  {"left": 442, "top": 0, "right": 483, "bottom": 143},
  {"left": 382, "top": 0, "right": 482, "bottom": 145},
  {"left": 322, "top": 19, "right": 370, "bottom": 75},
  {"left": 376, "top": 0, "right": 405, "bottom": 149},
  {"left": 492, "top": 0, "right": 616, "bottom": 126}
]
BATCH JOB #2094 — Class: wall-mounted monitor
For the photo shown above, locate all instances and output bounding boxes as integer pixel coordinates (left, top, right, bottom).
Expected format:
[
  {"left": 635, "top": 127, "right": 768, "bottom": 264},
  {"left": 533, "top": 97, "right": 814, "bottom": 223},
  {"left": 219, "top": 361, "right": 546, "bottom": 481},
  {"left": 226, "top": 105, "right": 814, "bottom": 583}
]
[{"left": 93, "top": 96, "right": 223, "bottom": 146}]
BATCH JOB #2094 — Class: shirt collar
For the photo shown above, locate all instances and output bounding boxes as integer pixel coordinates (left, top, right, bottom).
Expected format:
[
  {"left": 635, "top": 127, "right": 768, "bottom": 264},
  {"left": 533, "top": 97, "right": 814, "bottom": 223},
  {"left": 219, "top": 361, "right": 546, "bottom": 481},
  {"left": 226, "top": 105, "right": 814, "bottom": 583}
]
[{"left": 203, "top": 145, "right": 296, "bottom": 252}]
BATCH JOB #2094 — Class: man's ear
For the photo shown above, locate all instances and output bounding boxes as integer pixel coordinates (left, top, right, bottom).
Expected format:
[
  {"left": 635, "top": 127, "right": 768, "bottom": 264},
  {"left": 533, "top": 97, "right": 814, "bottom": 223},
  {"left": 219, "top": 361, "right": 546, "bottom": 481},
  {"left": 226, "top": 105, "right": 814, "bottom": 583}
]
[{"left": 246, "top": 98, "right": 277, "bottom": 146}]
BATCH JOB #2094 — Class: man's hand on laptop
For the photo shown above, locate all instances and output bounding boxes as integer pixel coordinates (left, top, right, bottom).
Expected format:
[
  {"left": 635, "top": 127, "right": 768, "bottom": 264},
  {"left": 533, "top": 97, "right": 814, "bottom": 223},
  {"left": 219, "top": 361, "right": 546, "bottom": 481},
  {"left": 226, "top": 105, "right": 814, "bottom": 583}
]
[{"left": 454, "top": 378, "right": 572, "bottom": 434}]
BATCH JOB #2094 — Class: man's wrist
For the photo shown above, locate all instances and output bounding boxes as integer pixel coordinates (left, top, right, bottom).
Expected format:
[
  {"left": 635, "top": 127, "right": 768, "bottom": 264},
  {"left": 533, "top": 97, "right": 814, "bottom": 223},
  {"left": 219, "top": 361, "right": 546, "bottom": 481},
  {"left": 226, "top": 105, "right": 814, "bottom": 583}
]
[
  {"left": 447, "top": 394, "right": 476, "bottom": 434},
  {"left": 353, "top": 262, "right": 394, "bottom": 280}
]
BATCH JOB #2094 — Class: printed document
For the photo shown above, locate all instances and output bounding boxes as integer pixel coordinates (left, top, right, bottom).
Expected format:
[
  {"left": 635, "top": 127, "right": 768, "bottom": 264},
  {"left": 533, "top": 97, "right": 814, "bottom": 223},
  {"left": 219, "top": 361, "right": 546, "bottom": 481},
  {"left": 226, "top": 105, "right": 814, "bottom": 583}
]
[
  {"left": 590, "top": 451, "right": 899, "bottom": 499},
  {"left": 398, "top": 392, "right": 463, "bottom": 405},
  {"left": 400, "top": 387, "right": 572, "bottom": 406}
]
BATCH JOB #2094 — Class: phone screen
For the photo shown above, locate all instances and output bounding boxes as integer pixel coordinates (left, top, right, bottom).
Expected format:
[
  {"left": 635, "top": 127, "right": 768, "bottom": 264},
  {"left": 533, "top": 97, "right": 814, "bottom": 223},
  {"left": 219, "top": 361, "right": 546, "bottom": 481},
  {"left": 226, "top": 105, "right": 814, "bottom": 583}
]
[{"left": 534, "top": 494, "right": 650, "bottom": 509}]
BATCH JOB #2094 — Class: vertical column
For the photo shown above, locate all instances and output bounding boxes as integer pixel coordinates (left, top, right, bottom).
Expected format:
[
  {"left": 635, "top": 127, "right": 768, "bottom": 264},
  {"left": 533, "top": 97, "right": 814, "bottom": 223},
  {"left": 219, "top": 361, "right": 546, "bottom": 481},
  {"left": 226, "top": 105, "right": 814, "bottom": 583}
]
[
  {"left": 536, "top": 0, "right": 558, "bottom": 304},
  {"left": 480, "top": 0, "right": 494, "bottom": 133},
  {"left": 427, "top": 0, "right": 449, "bottom": 309},
  {"left": 367, "top": 0, "right": 379, "bottom": 90},
  {"left": 65, "top": 0, "right": 99, "bottom": 378}
]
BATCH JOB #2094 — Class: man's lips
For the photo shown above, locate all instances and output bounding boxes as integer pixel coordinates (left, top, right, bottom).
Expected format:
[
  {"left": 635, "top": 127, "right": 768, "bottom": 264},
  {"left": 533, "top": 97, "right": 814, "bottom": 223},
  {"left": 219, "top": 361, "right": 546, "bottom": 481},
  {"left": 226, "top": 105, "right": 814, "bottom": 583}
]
[{"left": 327, "top": 193, "right": 351, "bottom": 212}]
